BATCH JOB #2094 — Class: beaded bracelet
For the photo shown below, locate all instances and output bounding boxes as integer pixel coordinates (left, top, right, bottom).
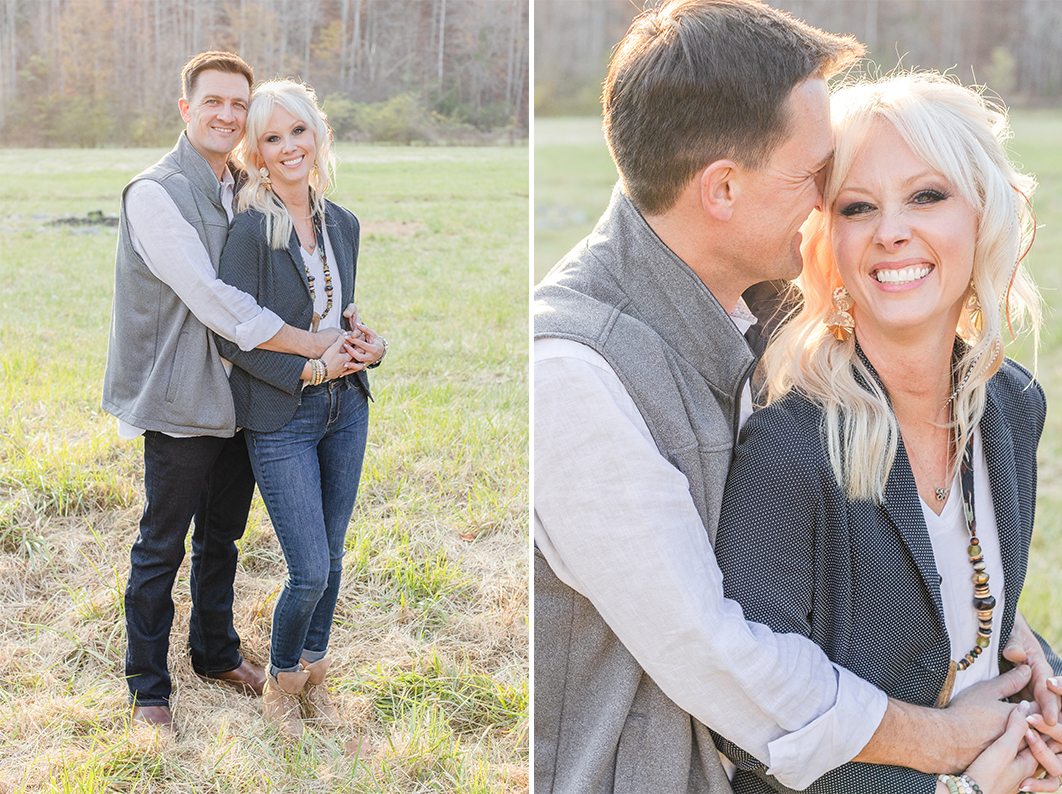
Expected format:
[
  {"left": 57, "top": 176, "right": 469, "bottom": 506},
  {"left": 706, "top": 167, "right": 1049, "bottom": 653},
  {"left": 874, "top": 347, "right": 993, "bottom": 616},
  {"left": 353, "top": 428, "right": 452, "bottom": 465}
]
[
  {"left": 309, "top": 358, "right": 324, "bottom": 386},
  {"left": 958, "top": 774, "right": 983, "bottom": 794},
  {"left": 938, "top": 775, "right": 961, "bottom": 794}
]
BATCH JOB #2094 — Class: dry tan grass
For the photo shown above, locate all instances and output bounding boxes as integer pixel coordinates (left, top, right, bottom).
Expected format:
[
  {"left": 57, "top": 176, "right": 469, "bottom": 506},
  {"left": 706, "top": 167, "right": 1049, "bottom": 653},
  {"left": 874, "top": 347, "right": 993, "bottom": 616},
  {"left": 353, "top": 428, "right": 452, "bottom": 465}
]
[{"left": 0, "top": 436, "right": 528, "bottom": 793}]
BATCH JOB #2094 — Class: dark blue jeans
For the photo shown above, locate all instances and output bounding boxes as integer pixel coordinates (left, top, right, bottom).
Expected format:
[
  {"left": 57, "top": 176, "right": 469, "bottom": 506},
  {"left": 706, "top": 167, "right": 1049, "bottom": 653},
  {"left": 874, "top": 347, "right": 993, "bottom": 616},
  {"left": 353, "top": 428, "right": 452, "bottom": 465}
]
[
  {"left": 245, "top": 380, "right": 369, "bottom": 676},
  {"left": 125, "top": 430, "right": 255, "bottom": 706}
]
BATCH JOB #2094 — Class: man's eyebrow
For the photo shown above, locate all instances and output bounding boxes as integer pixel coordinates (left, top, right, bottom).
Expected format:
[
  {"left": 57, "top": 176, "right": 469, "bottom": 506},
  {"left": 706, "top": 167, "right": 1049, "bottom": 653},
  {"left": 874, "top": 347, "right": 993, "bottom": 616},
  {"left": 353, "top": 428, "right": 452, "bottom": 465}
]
[{"left": 199, "top": 93, "right": 247, "bottom": 103}]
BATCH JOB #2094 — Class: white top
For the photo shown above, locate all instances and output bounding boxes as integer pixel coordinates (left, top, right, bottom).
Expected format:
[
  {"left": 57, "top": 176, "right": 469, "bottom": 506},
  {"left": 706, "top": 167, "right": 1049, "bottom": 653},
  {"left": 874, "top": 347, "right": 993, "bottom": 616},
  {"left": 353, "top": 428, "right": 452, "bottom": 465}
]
[
  {"left": 298, "top": 225, "right": 341, "bottom": 391},
  {"left": 534, "top": 301, "right": 888, "bottom": 791},
  {"left": 919, "top": 428, "right": 1004, "bottom": 695},
  {"left": 117, "top": 171, "right": 285, "bottom": 439}
]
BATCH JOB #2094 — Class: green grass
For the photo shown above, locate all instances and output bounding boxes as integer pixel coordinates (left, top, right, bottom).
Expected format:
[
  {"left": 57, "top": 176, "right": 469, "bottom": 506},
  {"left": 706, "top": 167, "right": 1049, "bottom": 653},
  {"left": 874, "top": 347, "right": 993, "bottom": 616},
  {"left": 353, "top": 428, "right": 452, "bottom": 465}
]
[
  {"left": 534, "top": 111, "right": 1062, "bottom": 650},
  {"left": 0, "top": 143, "right": 528, "bottom": 792},
  {"left": 533, "top": 117, "right": 615, "bottom": 283}
]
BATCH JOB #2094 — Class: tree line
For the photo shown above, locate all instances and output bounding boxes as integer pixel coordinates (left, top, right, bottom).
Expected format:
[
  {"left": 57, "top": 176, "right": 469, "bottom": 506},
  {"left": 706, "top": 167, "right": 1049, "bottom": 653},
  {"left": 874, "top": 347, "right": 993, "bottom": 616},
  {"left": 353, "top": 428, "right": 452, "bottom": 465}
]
[
  {"left": 535, "top": 0, "right": 1062, "bottom": 117},
  {"left": 0, "top": 0, "right": 529, "bottom": 147}
]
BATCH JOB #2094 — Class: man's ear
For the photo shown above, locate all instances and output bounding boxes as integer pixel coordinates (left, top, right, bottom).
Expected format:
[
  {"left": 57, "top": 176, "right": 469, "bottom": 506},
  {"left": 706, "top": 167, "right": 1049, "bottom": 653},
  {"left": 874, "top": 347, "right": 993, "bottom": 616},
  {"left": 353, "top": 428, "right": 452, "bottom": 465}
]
[
  {"left": 178, "top": 98, "right": 191, "bottom": 124},
  {"left": 700, "top": 160, "right": 740, "bottom": 222}
]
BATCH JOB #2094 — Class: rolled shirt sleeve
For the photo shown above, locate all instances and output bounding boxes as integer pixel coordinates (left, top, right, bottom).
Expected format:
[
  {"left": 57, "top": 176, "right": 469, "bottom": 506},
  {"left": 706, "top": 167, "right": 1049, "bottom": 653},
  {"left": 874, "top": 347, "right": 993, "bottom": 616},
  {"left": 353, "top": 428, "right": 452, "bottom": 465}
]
[
  {"left": 125, "top": 179, "right": 284, "bottom": 351},
  {"left": 533, "top": 338, "right": 887, "bottom": 790}
]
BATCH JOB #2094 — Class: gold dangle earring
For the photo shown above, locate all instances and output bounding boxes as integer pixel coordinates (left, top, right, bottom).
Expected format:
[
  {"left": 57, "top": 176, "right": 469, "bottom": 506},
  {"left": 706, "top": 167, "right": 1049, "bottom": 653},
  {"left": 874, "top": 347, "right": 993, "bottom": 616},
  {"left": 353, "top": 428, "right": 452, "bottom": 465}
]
[
  {"left": 259, "top": 166, "right": 272, "bottom": 187},
  {"left": 824, "top": 286, "right": 855, "bottom": 341},
  {"left": 966, "top": 281, "right": 983, "bottom": 334}
]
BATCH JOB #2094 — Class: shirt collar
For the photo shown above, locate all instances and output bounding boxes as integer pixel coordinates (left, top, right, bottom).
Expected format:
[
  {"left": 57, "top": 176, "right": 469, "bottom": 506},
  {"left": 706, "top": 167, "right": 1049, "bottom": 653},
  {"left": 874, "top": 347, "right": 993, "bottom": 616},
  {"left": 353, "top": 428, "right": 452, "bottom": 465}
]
[{"left": 729, "top": 297, "right": 758, "bottom": 335}]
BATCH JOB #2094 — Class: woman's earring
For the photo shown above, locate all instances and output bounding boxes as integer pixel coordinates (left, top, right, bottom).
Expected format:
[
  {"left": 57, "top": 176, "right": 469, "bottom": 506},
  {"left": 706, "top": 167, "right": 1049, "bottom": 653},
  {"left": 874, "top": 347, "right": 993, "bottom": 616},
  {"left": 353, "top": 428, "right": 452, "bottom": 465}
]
[
  {"left": 824, "top": 286, "right": 855, "bottom": 341},
  {"left": 259, "top": 166, "right": 271, "bottom": 186},
  {"left": 967, "top": 283, "right": 983, "bottom": 334}
]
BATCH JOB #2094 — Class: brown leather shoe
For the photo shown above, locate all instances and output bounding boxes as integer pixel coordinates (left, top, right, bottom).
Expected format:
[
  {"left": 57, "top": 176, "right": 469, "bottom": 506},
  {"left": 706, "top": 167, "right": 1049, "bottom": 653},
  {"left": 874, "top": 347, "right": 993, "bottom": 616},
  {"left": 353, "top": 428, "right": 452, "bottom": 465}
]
[
  {"left": 131, "top": 704, "right": 173, "bottom": 733},
  {"left": 198, "top": 659, "right": 267, "bottom": 696}
]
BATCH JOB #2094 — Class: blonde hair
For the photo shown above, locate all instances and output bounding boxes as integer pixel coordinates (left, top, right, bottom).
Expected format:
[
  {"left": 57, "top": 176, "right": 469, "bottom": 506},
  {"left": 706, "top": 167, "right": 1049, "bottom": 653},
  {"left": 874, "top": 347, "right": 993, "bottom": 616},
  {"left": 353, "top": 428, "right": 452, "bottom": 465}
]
[
  {"left": 760, "top": 71, "right": 1041, "bottom": 502},
  {"left": 233, "top": 79, "right": 336, "bottom": 249}
]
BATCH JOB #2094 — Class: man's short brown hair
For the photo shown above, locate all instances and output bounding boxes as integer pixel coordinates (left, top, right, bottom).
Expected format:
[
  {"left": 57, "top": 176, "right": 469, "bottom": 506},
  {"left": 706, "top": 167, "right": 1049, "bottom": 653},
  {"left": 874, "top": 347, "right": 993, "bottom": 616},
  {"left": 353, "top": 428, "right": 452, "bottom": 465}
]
[
  {"left": 181, "top": 51, "right": 254, "bottom": 100},
  {"left": 604, "top": 0, "right": 863, "bottom": 215}
]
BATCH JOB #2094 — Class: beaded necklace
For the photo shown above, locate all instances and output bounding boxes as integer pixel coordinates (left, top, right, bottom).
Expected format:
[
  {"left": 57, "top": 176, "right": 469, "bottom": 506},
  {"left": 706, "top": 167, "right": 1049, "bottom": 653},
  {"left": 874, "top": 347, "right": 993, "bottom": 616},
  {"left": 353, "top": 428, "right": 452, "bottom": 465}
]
[
  {"left": 304, "top": 212, "right": 334, "bottom": 333},
  {"left": 954, "top": 436, "right": 995, "bottom": 671}
]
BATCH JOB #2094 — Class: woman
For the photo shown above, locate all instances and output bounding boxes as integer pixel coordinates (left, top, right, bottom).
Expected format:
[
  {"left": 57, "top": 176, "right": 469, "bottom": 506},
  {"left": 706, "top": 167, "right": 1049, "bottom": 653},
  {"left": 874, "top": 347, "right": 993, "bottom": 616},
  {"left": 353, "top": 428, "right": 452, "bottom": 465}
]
[
  {"left": 713, "top": 72, "right": 1062, "bottom": 793},
  {"left": 214, "top": 79, "right": 386, "bottom": 738}
]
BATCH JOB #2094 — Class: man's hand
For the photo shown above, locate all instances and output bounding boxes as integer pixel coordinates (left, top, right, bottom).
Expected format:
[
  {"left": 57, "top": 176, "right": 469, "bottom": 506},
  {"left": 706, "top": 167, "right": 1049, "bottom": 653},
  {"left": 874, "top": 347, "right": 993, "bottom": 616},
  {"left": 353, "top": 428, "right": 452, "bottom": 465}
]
[
  {"left": 1004, "top": 611, "right": 1062, "bottom": 727},
  {"left": 938, "top": 665, "right": 1034, "bottom": 771},
  {"left": 856, "top": 665, "right": 1031, "bottom": 774},
  {"left": 311, "top": 327, "right": 347, "bottom": 355}
]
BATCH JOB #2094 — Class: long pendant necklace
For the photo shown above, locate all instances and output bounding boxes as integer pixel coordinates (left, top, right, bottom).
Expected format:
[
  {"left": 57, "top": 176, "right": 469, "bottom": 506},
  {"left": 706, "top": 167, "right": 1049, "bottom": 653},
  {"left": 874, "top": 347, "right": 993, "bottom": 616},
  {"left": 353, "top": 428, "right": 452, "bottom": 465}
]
[
  {"left": 934, "top": 439, "right": 952, "bottom": 502},
  {"left": 954, "top": 436, "right": 995, "bottom": 671},
  {"left": 304, "top": 212, "right": 334, "bottom": 333}
]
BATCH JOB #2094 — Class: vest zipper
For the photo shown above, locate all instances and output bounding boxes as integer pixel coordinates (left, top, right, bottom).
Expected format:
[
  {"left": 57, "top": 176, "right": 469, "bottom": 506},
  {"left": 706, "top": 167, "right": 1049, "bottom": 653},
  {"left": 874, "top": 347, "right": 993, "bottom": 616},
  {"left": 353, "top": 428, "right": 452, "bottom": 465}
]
[{"left": 731, "top": 357, "right": 757, "bottom": 451}]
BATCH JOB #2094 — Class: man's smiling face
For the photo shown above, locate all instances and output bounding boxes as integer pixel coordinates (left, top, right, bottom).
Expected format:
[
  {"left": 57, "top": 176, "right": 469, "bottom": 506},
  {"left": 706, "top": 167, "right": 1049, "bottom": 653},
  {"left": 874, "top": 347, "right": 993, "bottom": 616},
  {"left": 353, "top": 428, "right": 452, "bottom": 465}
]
[{"left": 179, "top": 69, "right": 250, "bottom": 171}]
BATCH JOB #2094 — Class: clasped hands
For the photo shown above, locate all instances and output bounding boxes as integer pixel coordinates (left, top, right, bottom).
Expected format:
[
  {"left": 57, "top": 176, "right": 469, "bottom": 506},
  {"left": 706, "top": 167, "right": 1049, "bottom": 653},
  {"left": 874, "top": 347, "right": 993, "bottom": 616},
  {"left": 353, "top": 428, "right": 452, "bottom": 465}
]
[
  {"left": 309, "top": 303, "right": 386, "bottom": 381},
  {"left": 945, "top": 615, "right": 1062, "bottom": 794}
]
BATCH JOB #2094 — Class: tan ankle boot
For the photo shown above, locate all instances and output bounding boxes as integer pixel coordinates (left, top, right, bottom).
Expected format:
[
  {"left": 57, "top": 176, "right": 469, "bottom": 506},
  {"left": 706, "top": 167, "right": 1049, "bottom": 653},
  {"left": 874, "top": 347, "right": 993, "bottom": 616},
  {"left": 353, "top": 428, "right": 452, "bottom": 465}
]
[
  {"left": 263, "top": 668, "right": 311, "bottom": 738},
  {"left": 300, "top": 657, "right": 339, "bottom": 724}
]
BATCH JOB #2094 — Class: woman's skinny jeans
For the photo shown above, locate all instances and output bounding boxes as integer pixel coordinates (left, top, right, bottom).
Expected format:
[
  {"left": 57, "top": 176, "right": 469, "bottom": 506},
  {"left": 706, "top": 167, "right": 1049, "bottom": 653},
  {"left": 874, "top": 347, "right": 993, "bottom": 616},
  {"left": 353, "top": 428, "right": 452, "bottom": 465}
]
[{"left": 246, "top": 379, "right": 369, "bottom": 676}]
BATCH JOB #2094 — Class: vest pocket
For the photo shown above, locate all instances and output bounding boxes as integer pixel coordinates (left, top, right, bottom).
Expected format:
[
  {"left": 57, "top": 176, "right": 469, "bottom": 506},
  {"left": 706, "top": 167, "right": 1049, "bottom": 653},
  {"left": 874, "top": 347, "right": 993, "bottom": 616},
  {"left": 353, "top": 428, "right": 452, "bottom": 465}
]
[
  {"left": 613, "top": 713, "right": 647, "bottom": 792},
  {"left": 166, "top": 330, "right": 191, "bottom": 403}
]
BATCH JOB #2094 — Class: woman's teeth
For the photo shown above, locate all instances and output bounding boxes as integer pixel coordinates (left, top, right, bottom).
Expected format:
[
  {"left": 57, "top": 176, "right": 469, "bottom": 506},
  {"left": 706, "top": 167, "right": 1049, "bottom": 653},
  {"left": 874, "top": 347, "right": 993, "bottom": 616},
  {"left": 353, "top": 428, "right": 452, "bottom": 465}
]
[{"left": 875, "top": 265, "right": 931, "bottom": 284}]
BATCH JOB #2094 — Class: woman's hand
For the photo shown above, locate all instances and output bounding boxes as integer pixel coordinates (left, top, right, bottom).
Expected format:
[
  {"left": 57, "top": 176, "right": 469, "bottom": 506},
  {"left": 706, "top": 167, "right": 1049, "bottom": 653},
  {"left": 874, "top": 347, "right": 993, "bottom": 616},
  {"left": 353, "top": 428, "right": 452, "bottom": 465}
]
[
  {"left": 342, "top": 323, "right": 386, "bottom": 371},
  {"left": 1020, "top": 710, "right": 1062, "bottom": 792},
  {"left": 301, "top": 334, "right": 352, "bottom": 382},
  {"left": 959, "top": 707, "right": 1062, "bottom": 794}
]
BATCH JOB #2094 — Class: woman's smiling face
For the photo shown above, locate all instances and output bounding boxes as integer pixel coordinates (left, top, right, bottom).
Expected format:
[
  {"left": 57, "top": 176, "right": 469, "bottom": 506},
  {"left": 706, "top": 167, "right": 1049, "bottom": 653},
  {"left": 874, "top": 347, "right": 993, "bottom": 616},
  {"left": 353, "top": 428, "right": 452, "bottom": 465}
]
[
  {"left": 257, "top": 104, "right": 316, "bottom": 190},
  {"left": 829, "top": 119, "right": 978, "bottom": 343}
]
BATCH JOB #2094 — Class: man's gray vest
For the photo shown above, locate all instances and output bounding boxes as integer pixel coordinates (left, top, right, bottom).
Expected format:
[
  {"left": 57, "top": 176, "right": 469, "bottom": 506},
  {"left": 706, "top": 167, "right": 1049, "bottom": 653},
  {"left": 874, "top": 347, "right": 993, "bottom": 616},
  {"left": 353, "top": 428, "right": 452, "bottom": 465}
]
[
  {"left": 102, "top": 133, "right": 236, "bottom": 436},
  {"left": 533, "top": 186, "right": 756, "bottom": 793}
]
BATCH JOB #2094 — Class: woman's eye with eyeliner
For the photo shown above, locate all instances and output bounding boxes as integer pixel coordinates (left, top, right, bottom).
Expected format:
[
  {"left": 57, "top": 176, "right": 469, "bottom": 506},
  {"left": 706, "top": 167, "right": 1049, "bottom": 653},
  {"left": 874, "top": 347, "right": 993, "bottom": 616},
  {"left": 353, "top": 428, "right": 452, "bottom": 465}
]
[
  {"left": 839, "top": 202, "right": 873, "bottom": 217},
  {"left": 913, "top": 189, "right": 948, "bottom": 205}
]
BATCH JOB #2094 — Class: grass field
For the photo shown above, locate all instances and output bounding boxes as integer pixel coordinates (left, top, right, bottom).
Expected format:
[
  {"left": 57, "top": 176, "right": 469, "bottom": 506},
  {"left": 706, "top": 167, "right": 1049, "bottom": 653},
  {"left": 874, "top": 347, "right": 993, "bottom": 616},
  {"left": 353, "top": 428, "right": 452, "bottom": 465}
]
[
  {"left": 0, "top": 143, "right": 528, "bottom": 792},
  {"left": 534, "top": 111, "right": 1062, "bottom": 649}
]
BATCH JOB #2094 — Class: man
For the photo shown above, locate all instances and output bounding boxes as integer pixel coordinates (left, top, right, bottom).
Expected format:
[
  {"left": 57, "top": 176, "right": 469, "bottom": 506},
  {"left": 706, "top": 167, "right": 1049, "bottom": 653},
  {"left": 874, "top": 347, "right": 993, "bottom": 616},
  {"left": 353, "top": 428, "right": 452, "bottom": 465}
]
[
  {"left": 102, "top": 51, "right": 352, "bottom": 732},
  {"left": 534, "top": 2, "right": 1059, "bottom": 792}
]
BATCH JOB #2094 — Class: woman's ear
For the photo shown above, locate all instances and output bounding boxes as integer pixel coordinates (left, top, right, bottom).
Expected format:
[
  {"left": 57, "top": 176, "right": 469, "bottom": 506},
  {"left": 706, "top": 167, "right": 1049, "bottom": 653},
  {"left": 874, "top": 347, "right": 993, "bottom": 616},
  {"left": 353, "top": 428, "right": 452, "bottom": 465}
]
[{"left": 700, "top": 159, "right": 740, "bottom": 221}]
